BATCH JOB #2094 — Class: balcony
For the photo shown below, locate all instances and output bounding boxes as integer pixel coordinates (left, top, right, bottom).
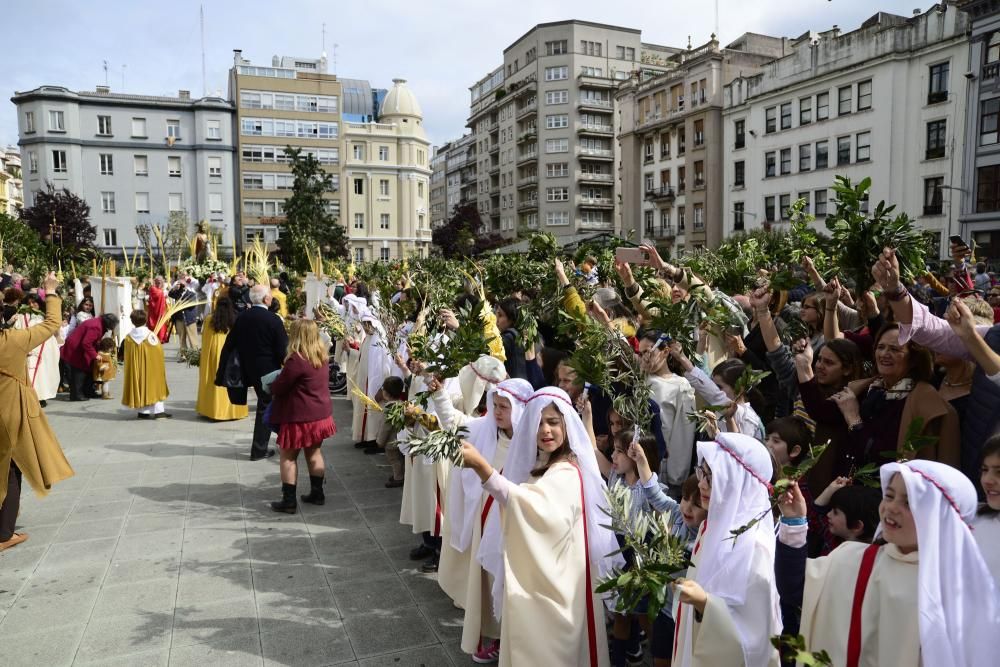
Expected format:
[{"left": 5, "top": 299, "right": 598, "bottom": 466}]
[
  {"left": 645, "top": 186, "right": 676, "bottom": 203},
  {"left": 578, "top": 171, "right": 613, "bottom": 183},
  {"left": 645, "top": 225, "right": 676, "bottom": 239},
  {"left": 578, "top": 146, "right": 613, "bottom": 160},
  {"left": 693, "top": 178, "right": 705, "bottom": 190},
  {"left": 578, "top": 122, "right": 614, "bottom": 136},
  {"left": 923, "top": 203, "right": 943, "bottom": 216},
  {"left": 489, "top": 142, "right": 499, "bottom": 154},
  {"left": 578, "top": 195, "right": 614, "bottom": 209},
  {"left": 927, "top": 90, "right": 948, "bottom": 105},
  {"left": 487, "top": 120, "right": 499, "bottom": 132},
  {"left": 517, "top": 151, "right": 538, "bottom": 165},
  {"left": 518, "top": 175, "right": 538, "bottom": 188},
  {"left": 516, "top": 102, "right": 537, "bottom": 119},
  {"left": 578, "top": 97, "right": 613, "bottom": 112},
  {"left": 461, "top": 173, "right": 476, "bottom": 185},
  {"left": 518, "top": 128, "right": 537, "bottom": 143},
  {"left": 925, "top": 146, "right": 945, "bottom": 160},
  {"left": 518, "top": 200, "right": 539, "bottom": 211},
  {"left": 512, "top": 79, "right": 537, "bottom": 97},
  {"left": 577, "top": 73, "right": 615, "bottom": 89},
  {"left": 489, "top": 163, "right": 500, "bottom": 175},
  {"left": 984, "top": 61, "right": 1000, "bottom": 81}
]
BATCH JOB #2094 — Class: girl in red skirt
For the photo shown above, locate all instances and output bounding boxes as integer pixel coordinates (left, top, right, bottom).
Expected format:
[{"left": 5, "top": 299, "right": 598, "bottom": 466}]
[{"left": 269, "top": 319, "right": 336, "bottom": 513}]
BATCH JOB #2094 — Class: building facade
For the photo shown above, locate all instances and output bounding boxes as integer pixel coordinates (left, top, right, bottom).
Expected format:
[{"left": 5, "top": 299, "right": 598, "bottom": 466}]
[
  {"left": 0, "top": 147, "right": 23, "bottom": 216},
  {"left": 430, "top": 143, "right": 448, "bottom": 228},
  {"left": 722, "top": 6, "right": 969, "bottom": 258},
  {"left": 429, "top": 133, "right": 477, "bottom": 229},
  {"left": 341, "top": 79, "right": 433, "bottom": 262},
  {"left": 618, "top": 34, "right": 789, "bottom": 253},
  {"left": 956, "top": 0, "right": 1000, "bottom": 260},
  {"left": 12, "top": 86, "right": 236, "bottom": 251},
  {"left": 466, "top": 20, "right": 673, "bottom": 240}
]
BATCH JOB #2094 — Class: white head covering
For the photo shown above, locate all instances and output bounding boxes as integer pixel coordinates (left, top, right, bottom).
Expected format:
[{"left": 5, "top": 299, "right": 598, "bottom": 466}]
[
  {"left": 448, "top": 378, "right": 533, "bottom": 553},
  {"left": 879, "top": 460, "right": 999, "bottom": 667},
  {"left": 478, "top": 387, "right": 624, "bottom": 619},
  {"left": 456, "top": 355, "right": 507, "bottom": 416},
  {"left": 680, "top": 433, "right": 780, "bottom": 667}
]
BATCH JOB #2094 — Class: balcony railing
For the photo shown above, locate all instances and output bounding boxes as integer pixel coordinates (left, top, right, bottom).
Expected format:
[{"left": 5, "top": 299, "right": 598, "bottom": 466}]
[
  {"left": 578, "top": 195, "right": 614, "bottom": 208},
  {"left": 578, "top": 147, "right": 613, "bottom": 159},
  {"left": 516, "top": 103, "right": 537, "bottom": 119},
  {"left": 578, "top": 97, "right": 612, "bottom": 111},
  {"left": 577, "top": 74, "right": 615, "bottom": 89},
  {"left": 923, "top": 203, "right": 943, "bottom": 216},
  {"left": 518, "top": 175, "right": 538, "bottom": 187},
  {"left": 517, "top": 151, "right": 538, "bottom": 164},
  {"left": 489, "top": 163, "right": 500, "bottom": 174},
  {"left": 644, "top": 186, "right": 676, "bottom": 202},
  {"left": 489, "top": 142, "right": 499, "bottom": 154},
  {"left": 578, "top": 122, "right": 614, "bottom": 135},
  {"left": 984, "top": 61, "right": 1000, "bottom": 81},
  {"left": 645, "top": 225, "right": 676, "bottom": 239},
  {"left": 578, "top": 172, "right": 613, "bottom": 182},
  {"left": 925, "top": 146, "right": 945, "bottom": 160},
  {"left": 518, "top": 200, "right": 539, "bottom": 211},
  {"left": 927, "top": 90, "right": 948, "bottom": 105},
  {"left": 518, "top": 129, "right": 537, "bottom": 142}
]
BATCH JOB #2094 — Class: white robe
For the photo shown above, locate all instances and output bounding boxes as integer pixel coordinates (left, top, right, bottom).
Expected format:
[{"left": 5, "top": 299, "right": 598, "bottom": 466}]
[
  {"left": 974, "top": 513, "right": 1000, "bottom": 587},
  {"left": 498, "top": 461, "right": 610, "bottom": 667},
  {"left": 647, "top": 373, "right": 697, "bottom": 488},
  {"left": 351, "top": 332, "right": 391, "bottom": 442},
  {"left": 799, "top": 542, "right": 920, "bottom": 667},
  {"left": 15, "top": 312, "right": 61, "bottom": 401}
]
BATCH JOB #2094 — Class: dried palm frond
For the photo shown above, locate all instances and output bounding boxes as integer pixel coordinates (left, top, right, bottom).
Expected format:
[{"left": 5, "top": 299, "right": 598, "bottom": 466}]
[
  {"left": 152, "top": 299, "right": 208, "bottom": 338},
  {"left": 314, "top": 302, "right": 346, "bottom": 339},
  {"left": 245, "top": 237, "right": 270, "bottom": 286},
  {"left": 348, "top": 377, "right": 383, "bottom": 413}
]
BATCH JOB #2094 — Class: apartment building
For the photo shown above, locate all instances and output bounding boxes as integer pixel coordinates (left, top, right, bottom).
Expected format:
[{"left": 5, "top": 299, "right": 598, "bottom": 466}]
[
  {"left": 722, "top": 6, "right": 969, "bottom": 258},
  {"left": 12, "top": 85, "right": 236, "bottom": 251},
  {"left": 430, "top": 145, "right": 448, "bottom": 228},
  {"left": 429, "top": 133, "right": 477, "bottom": 228},
  {"left": 229, "top": 51, "right": 342, "bottom": 247},
  {"left": 956, "top": 0, "right": 1000, "bottom": 260},
  {"left": 466, "top": 20, "right": 672, "bottom": 239},
  {"left": 0, "top": 148, "right": 23, "bottom": 216},
  {"left": 618, "top": 33, "right": 789, "bottom": 252}
]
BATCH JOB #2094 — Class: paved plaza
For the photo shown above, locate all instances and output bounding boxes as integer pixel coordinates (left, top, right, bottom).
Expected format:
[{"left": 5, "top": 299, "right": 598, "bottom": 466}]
[{"left": 0, "top": 349, "right": 470, "bottom": 666}]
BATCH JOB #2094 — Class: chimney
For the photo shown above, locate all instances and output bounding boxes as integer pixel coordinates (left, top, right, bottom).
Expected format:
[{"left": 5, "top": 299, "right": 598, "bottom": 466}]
[
  {"left": 178, "top": 90, "right": 191, "bottom": 100},
  {"left": 95, "top": 85, "right": 110, "bottom": 94},
  {"left": 913, "top": 8, "right": 921, "bottom": 16},
  {"left": 233, "top": 49, "right": 242, "bottom": 66}
]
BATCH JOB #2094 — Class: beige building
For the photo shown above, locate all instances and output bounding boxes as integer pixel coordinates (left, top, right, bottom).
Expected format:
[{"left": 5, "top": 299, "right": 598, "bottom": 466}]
[
  {"left": 342, "top": 79, "right": 433, "bottom": 261},
  {"left": 466, "top": 20, "right": 674, "bottom": 240},
  {"left": 0, "top": 147, "right": 22, "bottom": 216},
  {"left": 617, "top": 34, "right": 789, "bottom": 253}
]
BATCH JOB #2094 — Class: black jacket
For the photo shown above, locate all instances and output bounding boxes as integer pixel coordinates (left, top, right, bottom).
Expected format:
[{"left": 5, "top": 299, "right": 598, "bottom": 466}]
[{"left": 217, "top": 306, "right": 288, "bottom": 392}]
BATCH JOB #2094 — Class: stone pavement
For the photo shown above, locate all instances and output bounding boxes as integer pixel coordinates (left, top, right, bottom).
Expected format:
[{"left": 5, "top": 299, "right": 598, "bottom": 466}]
[{"left": 0, "top": 350, "right": 471, "bottom": 666}]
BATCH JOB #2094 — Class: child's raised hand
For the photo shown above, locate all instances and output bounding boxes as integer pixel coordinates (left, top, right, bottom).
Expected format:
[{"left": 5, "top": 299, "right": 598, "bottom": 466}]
[
  {"left": 777, "top": 481, "right": 808, "bottom": 519},
  {"left": 627, "top": 441, "right": 647, "bottom": 465},
  {"left": 674, "top": 578, "right": 708, "bottom": 613},
  {"left": 816, "top": 476, "right": 851, "bottom": 507}
]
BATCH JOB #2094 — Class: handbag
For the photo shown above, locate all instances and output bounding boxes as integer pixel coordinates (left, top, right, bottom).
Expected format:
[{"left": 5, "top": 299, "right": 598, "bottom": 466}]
[{"left": 218, "top": 350, "right": 244, "bottom": 389}]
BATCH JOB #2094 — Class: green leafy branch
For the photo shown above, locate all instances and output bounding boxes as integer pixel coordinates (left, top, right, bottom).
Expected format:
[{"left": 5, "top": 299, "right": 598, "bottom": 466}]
[
  {"left": 770, "top": 634, "right": 833, "bottom": 667},
  {"left": 405, "top": 426, "right": 469, "bottom": 467}
]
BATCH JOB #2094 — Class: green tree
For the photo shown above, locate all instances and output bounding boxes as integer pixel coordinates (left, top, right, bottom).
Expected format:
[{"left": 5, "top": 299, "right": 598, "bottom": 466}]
[
  {"left": 278, "top": 146, "right": 348, "bottom": 272},
  {"left": 0, "top": 212, "right": 48, "bottom": 278},
  {"left": 20, "top": 182, "right": 97, "bottom": 255},
  {"left": 431, "top": 202, "right": 508, "bottom": 258}
]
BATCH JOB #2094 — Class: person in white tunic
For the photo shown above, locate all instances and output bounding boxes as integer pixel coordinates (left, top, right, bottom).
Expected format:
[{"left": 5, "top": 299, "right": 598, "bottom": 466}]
[
  {"left": 14, "top": 295, "right": 62, "bottom": 403},
  {"left": 351, "top": 313, "right": 392, "bottom": 447},
  {"left": 461, "top": 387, "right": 623, "bottom": 667},
  {"left": 671, "top": 432, "right": 782, "bottom": 667},
  {"left": 431, "top": 377, "right": 532, "bottom": 661},
  {"left": 778, "top": 459, "right": 999, "bottom": 667}
]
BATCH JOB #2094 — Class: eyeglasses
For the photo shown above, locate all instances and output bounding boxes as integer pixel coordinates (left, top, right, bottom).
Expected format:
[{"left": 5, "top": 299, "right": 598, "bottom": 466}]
[{"left": 695, "top": 464, "right": 712, "bottom": 485}]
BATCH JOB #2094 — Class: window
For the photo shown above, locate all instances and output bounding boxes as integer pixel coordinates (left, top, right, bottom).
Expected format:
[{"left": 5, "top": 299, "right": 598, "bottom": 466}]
[
  {"left": 545, "top": 90, "right": 568, "bottom": 105},
  {"left": 734, "top": 160, "right": 745, "bottom": 187},
  {"left": 379, "top": 247, "right": 390, "bottom": 261},
  {"left": 816, "top": 140, "right": 829, "bottom": 169},
  {"left": 354, "top": 179, "right": 364, "bottom": 195},
  {"left": 645, "top": 173, "right": 655, "bottom": 192},
  {"left": 924, "top": 177, "right": 944, "bottom": 215},
  {"left": 354, "top": 213, "right": 365, "bottom": 230},
  {"left": 644, "top": 210, "right": 654, "bottom": 233},
  {"left": 798, "top": 191, "right": 811, "bottom": 213},
  {"left": 678, "top": 206, "right": 686, "bottom": 231},
  {"left": 209, "top": 193, "right": 223, "bottom": 214},
  {"left": 678, "top": 166, "right": 686, "bottom": 192},
  {"left": 134, "top": 155, "right": 148, "bottom": 176},
  {"left": 978, "top": 165, "right": 1000, "bottom": 212},
  {"left": 546, "top": 211, "right": 569, "bottom": 226},
  {"left": 660, "top": 132, "right": 670, "bottom": 157},
  {"left": 780, "top": 148, "right": 791, "bottom": 175},
  {"left": 545, "top": 40, "right": 567, "bottom": 56},
  {"left": 580, "top": 65, "right": 603, "bottom": 76},
  {"left": 379, "top": 179, "right": 389, "bottom": 196},
  {"left": 838, "top": 86, "right": 852, "bottom": 115},
  {"left": 815, "top": 189, "right": 828, "bottom": 216},
  {"left": 24, "top": 111, "right": 34, "bottom": 133},
  {"left": 48, "top": 110, "right": 65, "bottom": 131},
  {"left": 28, "top": 151, "right": 37, "bottom": 173},
  {"left": 926, "top": 119, "right": 947, "bottom": 158},
  {"left": 644, "top": 139, "right": 654, "bottom": 162},
  {"left": 693, "top": 204, "right": 704, "bottom": 230},
  {"left": 780, "top": 194, "right": 791, "bottom": 220},
  {"left": 764, "top": 196, "right": 776, "bottom": 222},
  {"left": 581, "top": 41, "right": 601, "bottom": 56},
  {"left": 545, "top": 66, "right": 568, "bottom": 81},
  {"left": 99, "top": 153, "right": 113, "bottom": 175},
  {"left": 928, "top": 63, "right": 949, "bottom": 104},
  {"left": 166, "top": 119, "right": 181, "bottom": 139},
  {"left": 131, "top": 117, "right": 146, "bottom": 137},
  {"left": 678, "top": 128, "right": 686, "bottom": 155},
  {"left": 837, "top": 136, "right": 851, "bottom": 165},
  {"left": 353, "top": 144, "right": 365, "bottom": 160},
  {"left": 546, "top": 162, "right": 568, "bottom": 177},
  {"left": 694, "top": 160, "right": 704, "bottom": 187},
  {"left": 134, "top": 192, "right": 149, "bottom": 213},
  {"left": 734, "top": 119, "right": 745, "bottom": 149},
  {"left": 817, "top": 92, "right": 829, "bottom": 120},
  {"left": 168, "top": 156, "right": 181, "bottom": 177},
  {"left": 765, "top": 152, "right": 776, "bottom": 178},
  {"left": 799, "top": 97, "right": 812, "bottom": 125},
  {"left": 857, "top": 80, "right": 872, "bottom": 110},
  {"left": 546, "top": 114, "right": 568, "bottom": 129},
  {"left": 378, "top": 146, "right": 389, "bottom": 161},
  {"left": 733, "top": 202, "right": 745, "bottom": 231},
  {"left": 101, "top": 191, "right": 116, "bottom": 213},
  {"left": 354, "top": 248, "right": 365, "bottom": 263},
  {"left": 380, "top": 213, "right": 390, "bottom": 229},
  {"left": 694, "top": 119, "right": 704, "bottom": 146},
  {"left": 797, "top": 144, "right": 811, "bottom": 172},
  {"left": 98, "top": 115, "right": 112, "bottom": 135},
  {"left": 980, "top": 99, "right": 999, "bottom": 146},
  {"left": 856, "top": 132, "right": 871, "bottom": 162},
  {"left": 168, "top": 193, "right": 183, "bottom": 212},
  {"left": 765, "top": 107, "right": 776, "bottom": 134},
  {"left": 546, "top": 187, "right": 569, "bottom": 202},
  {"left": 780, "top": 103, "right": 792, "bottom": 130},
  {"left": 52, "top": 150, "right": 67, "bottom": 173},
  {"left": 545, "top": 138, "right": 568, "bottom": 153},
  {"left": 103, "top": 228, "right": 117, "bottom": 246}
]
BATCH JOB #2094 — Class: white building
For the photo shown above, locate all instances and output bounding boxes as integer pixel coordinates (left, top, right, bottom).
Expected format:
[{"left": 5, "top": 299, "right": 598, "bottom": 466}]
[
  {"left": 11, "top": 86, "right": 237, "bottom": 251},
  {"left": 722, "top": 6, "right": 969, "bottom": 257}
]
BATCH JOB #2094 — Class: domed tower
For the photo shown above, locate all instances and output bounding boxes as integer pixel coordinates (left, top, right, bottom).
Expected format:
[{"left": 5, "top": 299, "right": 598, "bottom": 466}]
[{"left": 379, "top": 78, "right": 427, "bottom": 141}]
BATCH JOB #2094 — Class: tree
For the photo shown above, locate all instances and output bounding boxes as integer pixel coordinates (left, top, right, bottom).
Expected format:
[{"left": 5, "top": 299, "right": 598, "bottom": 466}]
[
  {"left": 0, "top": 212, "right": 48, "bottom": 278},
  {"left": 20, "top": 182, "right": 97, "bottom": 255},
  {"left": 277, "top": 146, "right": 348, "bottom": 272},
  {"left": 432, "top": 202, "right": 488, "bottom": 258}
]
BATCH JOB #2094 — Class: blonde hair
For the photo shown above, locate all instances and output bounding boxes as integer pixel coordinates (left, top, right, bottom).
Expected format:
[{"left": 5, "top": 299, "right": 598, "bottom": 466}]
[{"left": 286, "top": 319, "right": 329, "bottom": 369}]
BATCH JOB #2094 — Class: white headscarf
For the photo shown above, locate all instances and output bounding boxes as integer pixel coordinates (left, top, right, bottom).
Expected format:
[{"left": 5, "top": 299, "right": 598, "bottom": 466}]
[
  {"left": 362, "top": 315, "right": 392, "bottom": 399},
  {"left": 681, "top": 433, "right": 780, "bottom": 667},
  {"left": 478, "top": 387, "right": 624, "bottom": 619},
  {"left": 448, "top": 378, "right": 533, "bottom": 553},
  {"left": 456, "top": 355, "right": 507, "bottom": 416},
  {"left": 879, "top": 460, "right": 999, "bottom": 667}
]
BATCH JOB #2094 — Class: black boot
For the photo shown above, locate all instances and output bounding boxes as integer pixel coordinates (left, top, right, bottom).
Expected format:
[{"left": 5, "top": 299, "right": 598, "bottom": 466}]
[
  {"left": 300, "top": 476, "right": 325, "bottom": 505},
  {"left": 270, "top": 483, "right": 297, "bottom": 514}
]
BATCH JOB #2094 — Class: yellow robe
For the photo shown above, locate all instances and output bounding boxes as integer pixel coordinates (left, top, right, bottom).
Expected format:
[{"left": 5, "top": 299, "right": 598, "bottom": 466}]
[
  {"left": 499, "top": 461, "right": 610, "bottom": 667},
  {"left": 121, "top": 333, "right": 169, "bottom": 409},
  {"left": 270, "top": 288, "right": 288, "bottom": 318},
  {"left": 799, "top": 542, "right": 920, "bottom": 667},
  {"left": 196, "top": 318, "right": 248, "bottom": 421},
  {"left": 0, "top": 295, "right": 74, "bottom": 505}
]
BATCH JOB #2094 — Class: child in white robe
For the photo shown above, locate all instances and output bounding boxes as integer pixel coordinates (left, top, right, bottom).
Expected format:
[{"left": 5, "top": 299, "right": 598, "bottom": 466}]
[
  {"left": 461, "top": 387, "right": 623, "bottom": 667},
  {"left": 777, "top": 459, "right": 999, "bottom": 667},
  {"left": 975, "top": 435, "right": 1000, "bottom": 585}
]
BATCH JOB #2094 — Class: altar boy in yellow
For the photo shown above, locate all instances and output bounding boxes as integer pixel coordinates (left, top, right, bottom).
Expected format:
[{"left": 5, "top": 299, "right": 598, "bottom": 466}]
[{"left": 122, "top": 310, "right": 170, "bottom": 419}]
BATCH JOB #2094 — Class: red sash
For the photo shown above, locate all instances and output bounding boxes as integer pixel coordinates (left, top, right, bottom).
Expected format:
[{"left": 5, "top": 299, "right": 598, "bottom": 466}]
[
  {"left": 572, "top": 464, "right": 599, "bottom": 667},
  {"left": 480, "top": 468, "right": 502, "bottom": 532},
  {"left": 433, "top": 482, "right": 442, "bottom": 537},
  {"left": 846, "top": 544, "right": 881, "bottom": 667}
]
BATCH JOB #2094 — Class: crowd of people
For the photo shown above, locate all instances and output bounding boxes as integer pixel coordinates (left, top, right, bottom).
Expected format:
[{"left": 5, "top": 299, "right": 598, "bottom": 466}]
[{"left": 0, "top": 238, "right": 998, "bottom": 666}]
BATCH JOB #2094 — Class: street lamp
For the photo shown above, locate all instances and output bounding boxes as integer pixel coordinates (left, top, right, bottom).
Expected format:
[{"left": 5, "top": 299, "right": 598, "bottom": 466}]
[
  {"left": 937, "top": 184, "right": 968, "bottom": 249},
  {"left": 730, "top": 209, "right": 758, "bottom": 233}
]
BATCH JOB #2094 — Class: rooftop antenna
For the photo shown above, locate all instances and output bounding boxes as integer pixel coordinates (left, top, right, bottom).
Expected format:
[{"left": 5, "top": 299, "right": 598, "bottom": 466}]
[
  {"left": 322, "top": 22, "right": 326, "bottom": 54},
  {"left": 121, "top": 64, "right": 126, "bottom": 89},
  {"left": 715, "top": 0, "right": 720, "bottom": 39},
  {"left": 103, "top": 59, "right": 109, "bottom": 87},
  {"left": 332, "top": 43, "right": 339, "bottom": 75},
  {"left": 200, "top": 4, "right": 207, "bottom": 96}
]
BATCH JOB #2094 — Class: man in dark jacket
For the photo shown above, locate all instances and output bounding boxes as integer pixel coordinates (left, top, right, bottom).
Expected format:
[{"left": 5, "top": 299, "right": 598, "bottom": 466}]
[{"left": 217, "top": 285, "right": 287, "bottom": 460}]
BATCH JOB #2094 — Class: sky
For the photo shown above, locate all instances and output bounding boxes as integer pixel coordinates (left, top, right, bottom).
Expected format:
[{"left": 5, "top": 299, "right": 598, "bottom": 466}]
[{"left": 3, "top": 0, "right": 942, "bottom": 150}]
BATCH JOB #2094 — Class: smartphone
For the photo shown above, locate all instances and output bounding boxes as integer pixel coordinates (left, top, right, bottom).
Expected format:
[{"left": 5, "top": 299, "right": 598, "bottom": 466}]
[{"left": 615, "top": 247, "right": 650, "bottom": 265}]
